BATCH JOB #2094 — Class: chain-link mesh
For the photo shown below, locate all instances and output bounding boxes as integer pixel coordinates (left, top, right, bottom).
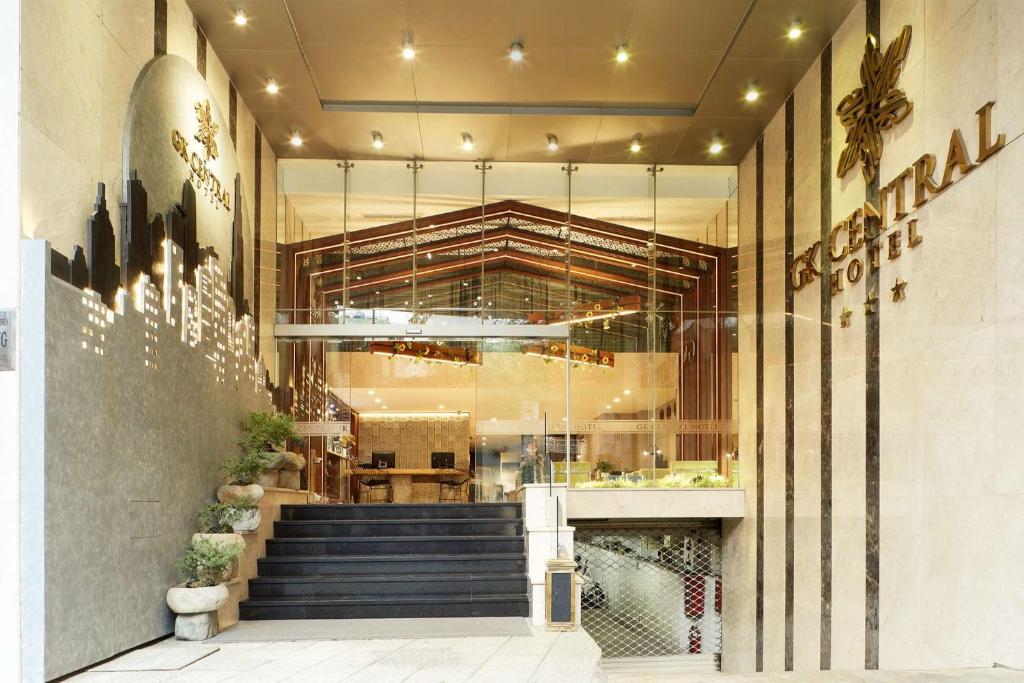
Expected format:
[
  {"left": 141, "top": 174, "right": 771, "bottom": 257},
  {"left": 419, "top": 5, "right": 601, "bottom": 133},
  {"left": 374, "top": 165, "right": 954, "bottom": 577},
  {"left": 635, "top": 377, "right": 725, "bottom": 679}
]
[{"left": 575, "top": 524, "right": 723, "bottom": 659}]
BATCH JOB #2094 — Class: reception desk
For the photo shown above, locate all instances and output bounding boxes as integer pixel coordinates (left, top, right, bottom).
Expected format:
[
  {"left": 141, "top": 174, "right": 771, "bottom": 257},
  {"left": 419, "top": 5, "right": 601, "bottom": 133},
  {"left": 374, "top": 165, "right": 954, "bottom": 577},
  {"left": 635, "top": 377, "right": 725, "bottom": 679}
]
[{"left": 347, "top": 468, "right": 472, "bottom": 503}]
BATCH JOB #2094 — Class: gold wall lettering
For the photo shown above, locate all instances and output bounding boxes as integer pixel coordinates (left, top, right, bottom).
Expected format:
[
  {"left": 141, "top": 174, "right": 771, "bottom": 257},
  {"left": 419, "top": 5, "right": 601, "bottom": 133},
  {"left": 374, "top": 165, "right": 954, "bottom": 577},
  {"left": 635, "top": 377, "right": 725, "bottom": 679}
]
[
  {"left": 170, "top": 99, "right": 231, "bottom": 212},
  {"left": 791, "top": 100, "right": 1005, "bottom": 295},
  {"left": 836, "top": 26, "right": 914, "bottom": 182}
]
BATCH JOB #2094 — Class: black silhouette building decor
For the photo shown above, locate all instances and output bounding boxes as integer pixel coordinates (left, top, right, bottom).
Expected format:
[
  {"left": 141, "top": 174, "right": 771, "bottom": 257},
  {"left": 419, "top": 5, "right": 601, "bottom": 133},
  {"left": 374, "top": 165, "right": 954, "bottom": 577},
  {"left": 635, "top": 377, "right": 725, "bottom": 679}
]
[{"left": 86, "top": 184, "right": 119, "bottom": 308}]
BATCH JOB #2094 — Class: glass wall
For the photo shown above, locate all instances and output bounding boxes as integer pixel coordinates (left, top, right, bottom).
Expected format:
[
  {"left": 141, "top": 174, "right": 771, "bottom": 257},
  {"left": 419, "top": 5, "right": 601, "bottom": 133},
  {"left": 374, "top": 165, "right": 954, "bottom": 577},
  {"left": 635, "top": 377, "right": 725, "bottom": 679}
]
[{"left": 274, "top": 160, "right": 737, "bottom": 500}]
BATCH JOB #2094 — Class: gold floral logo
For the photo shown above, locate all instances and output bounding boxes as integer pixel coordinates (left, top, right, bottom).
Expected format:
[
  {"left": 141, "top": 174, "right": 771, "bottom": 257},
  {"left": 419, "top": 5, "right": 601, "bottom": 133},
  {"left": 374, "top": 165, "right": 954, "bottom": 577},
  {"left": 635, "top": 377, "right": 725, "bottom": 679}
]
[
  {"left": 836, "top": 25, "right": 913, "bottom": 182},
  {"left": 193, "top": 100, "right": 220, "bottom": 161}
]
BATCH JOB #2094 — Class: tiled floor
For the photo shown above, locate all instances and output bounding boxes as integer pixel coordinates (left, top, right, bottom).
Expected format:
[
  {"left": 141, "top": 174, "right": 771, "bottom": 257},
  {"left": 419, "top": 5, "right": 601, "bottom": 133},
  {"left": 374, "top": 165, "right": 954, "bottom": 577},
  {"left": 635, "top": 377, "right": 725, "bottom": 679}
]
[
  {"left": 603, "top": 667, "right": 1024, "bottom": 682},
  {"left": 67, "top": 625, "right": 603, "bottom": 683}
]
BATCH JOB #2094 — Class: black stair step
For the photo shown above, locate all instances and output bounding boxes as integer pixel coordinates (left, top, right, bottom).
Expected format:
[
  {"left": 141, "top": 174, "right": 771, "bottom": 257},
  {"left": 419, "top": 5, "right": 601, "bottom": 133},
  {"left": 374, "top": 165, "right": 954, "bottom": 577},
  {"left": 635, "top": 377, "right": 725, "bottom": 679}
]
[
  {"left": 280, "top": 503, "right": 522, "bottom": 521},
  {"left": 247, "top": 573, "right": 528, "bottom": 598},
  {"left": 257, "top": 553, "right": 527, "bottom": 577},
  {"left": 239, "top": 594, "right": 530, "bottom": 620},
  {"left": 265, "top": 535, "right": 525, "bottom": 557},
  {"left": 273, "top": 518, "right": 522, "bottom": 538}
]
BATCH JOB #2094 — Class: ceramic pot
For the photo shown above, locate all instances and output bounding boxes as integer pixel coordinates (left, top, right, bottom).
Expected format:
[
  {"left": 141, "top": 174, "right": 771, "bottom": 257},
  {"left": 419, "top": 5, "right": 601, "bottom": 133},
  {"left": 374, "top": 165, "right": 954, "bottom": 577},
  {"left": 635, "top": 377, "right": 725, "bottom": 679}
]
[
  {"left": 166, "top": 583, "right": 228, "bottom": 614},
  {"left": 231, "top": 509, "right": 261, "bottom": 533},
  {"left": 217, "top": 483, "right": 265, "bottom": 503}
]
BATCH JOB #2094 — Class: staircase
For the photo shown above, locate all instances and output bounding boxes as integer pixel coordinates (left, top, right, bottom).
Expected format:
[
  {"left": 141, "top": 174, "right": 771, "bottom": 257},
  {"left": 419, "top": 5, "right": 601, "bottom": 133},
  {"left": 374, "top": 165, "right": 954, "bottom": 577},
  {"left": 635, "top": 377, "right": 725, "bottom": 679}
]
[{"left": 239, "top": 502, "right": 530, "bottom": 620}]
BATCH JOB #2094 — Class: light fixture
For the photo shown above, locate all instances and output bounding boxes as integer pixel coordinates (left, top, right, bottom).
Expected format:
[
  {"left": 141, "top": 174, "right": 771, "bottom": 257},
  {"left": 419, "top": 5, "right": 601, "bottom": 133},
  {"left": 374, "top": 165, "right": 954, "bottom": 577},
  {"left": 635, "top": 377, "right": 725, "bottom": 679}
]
[
  {"left": 438, "top": 404, "right": 445, "bottom": 410},
  {"left": 382, "top": 405, "right": 388, "bottom": 410},
  {"left": 374, "top": 397, "right": 382, "bottom": 403},
  {"left": 629, "top": 134, "right": 642, "bottom": 153},
  {"left": 233, "top": 9, "right": 248, "bottom": 26},
  {"left": 265, "top": 78, "right": 279, "bottom": 94},
  {"left": 744, "top": 83, "right": 760, "bottom": 102},
  {"left": 623, "top": 389, "right": 631, "bottom": 395},
  {"left": 606, "top": 404, "right": 612, "bottom": 410},
  {"left": 402, "top": 39, "right": 416, "bottom": 60},
  {"left": 613, "top": 397, "right": 620, "bottom": 403},
  {"left": 509, "top": 41, "right": 524, "bottom": 62},
  {"left": 787, "top": 20, "right": 803, "bottom": 40},
  {"left": 370, "top": 340, "right": 482, "bottom": 367},
  {"left": 616, "top": 44, "right": 629, "bottom": 63},
  {"left": 547, "top": 134, "right": 559, "bottom": 151},
  {"left": 289, "top": 131, "right": 303, "bottom": 147},
  {"left": 709, "top": 135, "right": 724, "bottom": 155},
  {"left": 523, "top": 341, "right": 615, "bottom": 368},
  {"left": 461, "top": 133, "right": 474, "bottom": 152},
  {"left": 371, "top": 131, "right": 384, "bottom": 149},
  {"left": 368, "top": 389, "right": 375, "bottom": 395},
  {"left": 528, "top": 294, "right": 642, "bottom": 326}
]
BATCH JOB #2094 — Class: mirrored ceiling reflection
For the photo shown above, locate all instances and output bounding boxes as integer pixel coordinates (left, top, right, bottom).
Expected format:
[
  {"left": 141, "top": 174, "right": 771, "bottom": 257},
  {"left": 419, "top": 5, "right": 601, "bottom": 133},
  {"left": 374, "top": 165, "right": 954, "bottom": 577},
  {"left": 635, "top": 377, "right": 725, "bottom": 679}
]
[{"left": 276, "top": 160, "right": 737, "bottom": 247}]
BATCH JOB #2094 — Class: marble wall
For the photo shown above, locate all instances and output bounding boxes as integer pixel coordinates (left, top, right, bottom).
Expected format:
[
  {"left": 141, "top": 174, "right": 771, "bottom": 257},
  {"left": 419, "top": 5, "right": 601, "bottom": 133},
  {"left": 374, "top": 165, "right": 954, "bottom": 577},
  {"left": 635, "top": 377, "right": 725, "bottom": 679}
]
[{"left": 725, "top": 0, "right": 1024, "bottom": 673}]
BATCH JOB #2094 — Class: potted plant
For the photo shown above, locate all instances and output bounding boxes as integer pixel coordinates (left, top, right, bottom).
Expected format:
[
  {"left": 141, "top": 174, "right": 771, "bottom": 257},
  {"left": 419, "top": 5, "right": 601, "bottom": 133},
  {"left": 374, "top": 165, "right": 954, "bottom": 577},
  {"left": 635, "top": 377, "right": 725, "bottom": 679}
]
[
  {"left": 166, "top": 537, "right": 244, "bottom": 640},
  {"left": 222, "top": 411, "right": 304, "bottom": 497},
  {"left": 197, "top": 497, "right": 260, "bottom": 537},
  {"left": 593, "top": 460, "right": 614, "bottom": 480},
  {"left": 216, "top": 449, "right": 274, "bottom": 503}
]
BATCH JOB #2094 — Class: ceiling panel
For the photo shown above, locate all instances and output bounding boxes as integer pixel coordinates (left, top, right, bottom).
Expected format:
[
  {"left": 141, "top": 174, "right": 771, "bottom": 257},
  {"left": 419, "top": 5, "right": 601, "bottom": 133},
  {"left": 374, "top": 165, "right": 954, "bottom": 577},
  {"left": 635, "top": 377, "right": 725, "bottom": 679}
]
[
  {"left": 728, "top": 0, "right": 859, "bottom": 60},
  {"left": 695, "top": 56, "right": 813, "bottom": 118},
  {"left": 258, "top": 108, "right": 340, "bottom": 158},
  {"left": 287, "top": 0, "right": 407, "bottom": 47},
  {"left": 605, "top": 49, "right": 722, "bottom": 104},
  {"left": 515, "top": 0, "right": 635, "bottom": 50},
  {"left": 417, "top": 113, "right": 512, "bottom": 160},
  {"left": 403, "top": 0, "right": 518, "bottom": 47},
  {"left": 627, "top": 0, "right": 751, "bottom": 51},
  {"left": 327, "top": 112, "right": 423, "bottom": 160},
  {"left": 411, "top": 47, "right": 515, "bottom": 102},
  {"left": 505, "top": 115, "right": 603, "bottom": 162},
  {"left": 216, "top": 49, "right": 321, "bottom": 112},
  {"left": 587, "top": 116, "right": 689, "bottom": 164},
  {"left": 670, "top": 116, "right": 767, "bottom": 165},
  {"left": 307, "top": 44, "right": 417, "bottom": 101},
  {"left": 510, "top": 48, "right": 616, "bottom": 103},
  {"left": 188, "top": 0, "right": 298, "bottom": 51}
]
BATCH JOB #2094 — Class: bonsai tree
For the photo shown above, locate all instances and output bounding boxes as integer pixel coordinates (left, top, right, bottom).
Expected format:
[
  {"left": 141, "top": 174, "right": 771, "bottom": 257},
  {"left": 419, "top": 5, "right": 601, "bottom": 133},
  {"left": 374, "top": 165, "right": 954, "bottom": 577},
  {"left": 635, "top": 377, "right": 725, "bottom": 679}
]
[
  {"left": 197, "top": 497, "right": 257, "bottom": 534},
  {"left": 238, "top": 411, "right": 302, "bottom": 454},
  {"left": 174, "top": 537, "right": 243, "bottom": 588},
  {"left": 593, "top": 460, "right": 614, "bottom": 477}
]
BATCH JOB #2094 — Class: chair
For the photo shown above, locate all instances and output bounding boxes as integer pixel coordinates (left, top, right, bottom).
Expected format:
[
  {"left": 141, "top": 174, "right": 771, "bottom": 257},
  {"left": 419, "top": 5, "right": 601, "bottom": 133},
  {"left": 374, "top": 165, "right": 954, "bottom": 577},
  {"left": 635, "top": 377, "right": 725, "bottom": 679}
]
[
  {"left": 359, "top": 453, "right": 394, "bottom": 503},
  {"left": 438, "top": 470, "right": 469, "bottom": 503}
]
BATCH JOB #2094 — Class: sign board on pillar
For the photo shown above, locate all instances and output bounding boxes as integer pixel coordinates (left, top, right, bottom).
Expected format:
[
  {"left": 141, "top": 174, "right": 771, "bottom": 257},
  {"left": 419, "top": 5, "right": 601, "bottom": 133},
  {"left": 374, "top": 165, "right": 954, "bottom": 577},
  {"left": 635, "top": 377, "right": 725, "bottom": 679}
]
[
  {"left": 545, "top": 557, "right": 578, "bottom": 632},
  {"left": 0, "top": 310, "right": 14, "bottom": 371}
]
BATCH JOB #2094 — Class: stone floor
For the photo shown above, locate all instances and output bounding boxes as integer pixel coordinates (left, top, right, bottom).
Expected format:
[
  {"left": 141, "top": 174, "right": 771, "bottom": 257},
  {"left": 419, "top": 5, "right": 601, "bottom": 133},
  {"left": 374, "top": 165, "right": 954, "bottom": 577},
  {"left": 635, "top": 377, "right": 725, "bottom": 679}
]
[
  {"left": 603, "top": 667, "right": 1024, "bottom": 682},
  {"left": 67, "top": 624, "right": 603, "bottom": 682}
]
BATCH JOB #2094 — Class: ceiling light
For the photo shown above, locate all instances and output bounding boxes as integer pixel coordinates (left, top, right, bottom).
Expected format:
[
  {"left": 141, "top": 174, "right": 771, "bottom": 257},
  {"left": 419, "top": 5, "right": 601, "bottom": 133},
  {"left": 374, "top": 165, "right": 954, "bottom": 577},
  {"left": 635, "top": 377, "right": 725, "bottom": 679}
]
[
  {"left": 613, "top": 397, "right": 620, "bottom": 403},
  {"left": 629, "top": 134, "right": 642, "bottom": 153},
  {"left": 289, "top": 131, "right": 303, "bottom": 147},
  {"left": 744, "top": 83, "right": 760, "bottom": 102},
  {"left": 461, "top": 133, "right": 474, "bottom": 151},
  {"left": 438, "top": 404, "right": 445, "bottom": 409},
  {"left": 371, "top": 131, "right": 384, "bottom": 149},
  {"left": 787, "top": 20, "right": 803, "bottom": 40},
  {"left": 402, "top": 40, "right": 416, "bottom": 60},
  {"left": 623, "top": 389, "right": 631, "bottom": 395},
  {"left": 709, "top": 136, "right": 724, "bottom": 155},
  {"left": 547, "top": 134, "right": 559, "bottom": 151},
  {"left": 606, "top": 404, "right": 612, "bottom": 410},
  {"left": 265, "top": 78, "right": 279, "bottom": 94},
  {"left": 233, "top": 9, "right": 248, "bottom": 26},
  {"left": 616, "top": 44, "right": 629, "bottom": 63},
  {"left": 368, "top": 389, "right": 375, "bottom": 395},
  {"left": 509, "top": 41, "right": 524, "bottom": 62},
  {"left": 374, "top": 397, "right": 381, "bottom": 403}
]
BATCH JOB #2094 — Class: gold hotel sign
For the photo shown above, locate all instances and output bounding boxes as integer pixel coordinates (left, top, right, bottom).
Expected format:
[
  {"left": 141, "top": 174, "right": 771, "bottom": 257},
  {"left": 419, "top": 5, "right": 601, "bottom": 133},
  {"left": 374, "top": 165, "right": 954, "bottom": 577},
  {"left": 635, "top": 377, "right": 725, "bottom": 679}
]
[
  {"left": 171, "top": 100, "right": 232, "bottom": 212},
  {"left": 790, "top": 25, "right": 1006, "bottom": 314}
]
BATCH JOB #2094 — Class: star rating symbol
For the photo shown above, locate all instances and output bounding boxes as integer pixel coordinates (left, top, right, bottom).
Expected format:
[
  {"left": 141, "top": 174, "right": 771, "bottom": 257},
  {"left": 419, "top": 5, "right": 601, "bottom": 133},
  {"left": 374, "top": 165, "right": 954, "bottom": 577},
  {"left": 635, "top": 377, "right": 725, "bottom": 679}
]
[
  {"left": 839, "top": 306, "right": 852, "bottom": 328},
  {"left": 864, "top": 288, "right": 879, "bottom": 315},
  {"left": 891, "top": 278, "right": 908, "bottom": 302}
]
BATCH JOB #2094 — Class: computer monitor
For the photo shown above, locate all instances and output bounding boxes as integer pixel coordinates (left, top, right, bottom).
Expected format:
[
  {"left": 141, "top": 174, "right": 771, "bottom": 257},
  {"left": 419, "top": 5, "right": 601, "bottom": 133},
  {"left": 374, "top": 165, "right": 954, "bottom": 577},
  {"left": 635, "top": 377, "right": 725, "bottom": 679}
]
[
  {"left": 431, "top": 451, "right": 455, "bottom": 469},
  {"left": 371, "top": 451, "right": 395, "bottom": 469}
]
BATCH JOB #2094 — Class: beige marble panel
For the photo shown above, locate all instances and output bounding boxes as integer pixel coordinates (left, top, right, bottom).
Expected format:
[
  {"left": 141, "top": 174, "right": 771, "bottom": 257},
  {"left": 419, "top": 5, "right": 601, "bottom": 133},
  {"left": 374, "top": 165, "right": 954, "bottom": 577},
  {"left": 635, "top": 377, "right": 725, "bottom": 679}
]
[
  {"left": 166, "top": 0, "right": 197, "bottom": 68},
  {"left": 995, "top": 0, "right": 1024, "bottom": 140},
  {"left": 102, "top": 0, "right": 154, "bottom": 68},
  {"left": 761, "top": 107, "right": 786, "bottom": 673},
  {"left": 791, "top": 53, "right": 822, "bottom": 674},
  {"left": 100, "top": 26, "right": 140, "bottom": 251}
]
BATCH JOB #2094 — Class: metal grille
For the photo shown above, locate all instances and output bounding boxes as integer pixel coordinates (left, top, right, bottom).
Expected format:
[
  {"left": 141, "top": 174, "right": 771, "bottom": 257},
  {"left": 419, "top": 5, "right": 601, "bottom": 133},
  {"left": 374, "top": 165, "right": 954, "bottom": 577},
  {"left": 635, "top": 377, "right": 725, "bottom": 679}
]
[{"left": 575, "top": 524, "right": 723, "bottom": 659}]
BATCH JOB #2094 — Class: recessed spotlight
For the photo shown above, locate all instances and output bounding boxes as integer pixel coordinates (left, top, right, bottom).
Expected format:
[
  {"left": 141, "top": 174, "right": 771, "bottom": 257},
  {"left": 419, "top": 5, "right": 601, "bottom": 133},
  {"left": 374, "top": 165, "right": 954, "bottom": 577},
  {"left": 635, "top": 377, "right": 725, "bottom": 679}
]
[
  {"left": 374, "top": 397, "right": 381, "bottom": 403},
  {"left": 382, "top": 405, "right": 388, "bottom": 410},
  {"left": 623, "top": 389, "right": 631, "bottom": 395},
  {"left": 709, "top": 136, "right": 724, "bottom": 155},
  {"left": 289, "top": 131, "right": 303, "bottom": 147},
  {"left": 613, "top": 397, "right": 620, "bottom": 403},
  {"left": 606, "top": 404, "right": 612, "bottom": 410},
  {"left": 265, "top": 78, "right": 279, "bottom": 94},
  {"left": 616, "top": 44, "right": 629, "bottom": 63},
  {"left": 402, "top": 39, "right": 416, "bottom": 60},
  {"left": 744, "top": 83, "right": 760, "bottom": 102},
  {"left": 233, "top": 9, "right": 248, "bottom": 26},
  {"left": 461, "top": 133, "right": 474, "bottom": 151},
  {"left": 438, "top": 404, "right": 445, "bottom": 409},
  {"left": 509, "top": 41, "right": 524, "bottom": 62},
  {"left": 629, "top": 134, "right": 642, "bottom": 153},
  {"left": 368, "top": 389, "right": 375, "bottom": 395},
  {"left": 547, "top": 134, "right": 559, "bottom": 151},
  {"left": 787, "top": 20, "right": 803, "bottom": 40},
  {"left": 371, "top": 131, "right": 384, "bottom": 149}
]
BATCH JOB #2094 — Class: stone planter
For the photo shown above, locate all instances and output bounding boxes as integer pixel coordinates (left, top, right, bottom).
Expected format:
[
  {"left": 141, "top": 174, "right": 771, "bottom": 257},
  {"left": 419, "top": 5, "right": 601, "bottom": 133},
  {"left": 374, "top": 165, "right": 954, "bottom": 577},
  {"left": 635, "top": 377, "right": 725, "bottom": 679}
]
[
  {"left": 166, "top": 584, "right": 228, "bottom": 641},
  {"left": 280, "top": 451, "right": 306, "bottom": 471},
  {"left": 192, "top": 532, "right": 244, "bottom": 581},
  {"left": 256, "top": 469, "right": 279, "bottom": 488},
  {"left": 166, "top": 583, "right": 228, "bottom": 614},
  {"left": 217, "top": 482, "right": 265, "bottom": 503},
  {"left": 231, "top": 508, "right": 261, "bottom": 533},
  {"left": 278, "top": 469, "right": 301, "bottom": 489}
]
